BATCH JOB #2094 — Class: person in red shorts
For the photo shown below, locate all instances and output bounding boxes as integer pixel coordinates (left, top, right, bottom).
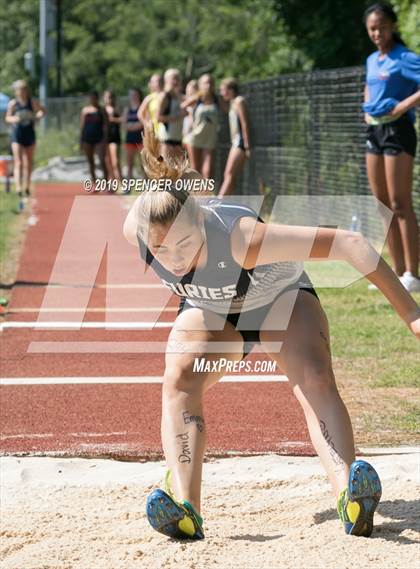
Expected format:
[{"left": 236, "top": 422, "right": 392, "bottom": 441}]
[{"left": 123, "top": 88, "right": 144, "bottom": 182}]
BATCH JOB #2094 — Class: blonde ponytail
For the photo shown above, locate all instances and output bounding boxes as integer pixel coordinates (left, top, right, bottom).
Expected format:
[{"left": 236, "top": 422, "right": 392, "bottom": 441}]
[
  {"left": 140, "top": 124, "right": 188, "bottom": 181},
  {"left": 136, "top": 125, "right": 202, "bottom": 242}
]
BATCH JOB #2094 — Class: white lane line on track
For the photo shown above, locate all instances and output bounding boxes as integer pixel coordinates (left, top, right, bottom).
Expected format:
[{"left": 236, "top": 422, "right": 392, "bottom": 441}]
[
  {"left": 96, "top": 284, "right": 165, "bottom": 289},
  {"left": 7, "top": 307, "right": 178, "bottom": 313},
  {"left": 11, "top": 284, "right": 165, "bottom": 289},
  {"left": 0, "top": 375, "right": 288, "bottom": 385},
  {"left": 0, "top": 433, "right": 54, "bottom": 439},
  {"left": 0, "top": 432, "right": 129, "bottom": 440},
  {"left": 0, "top": 321, "right": 173, "bottom": 330},
  {"left": 25, "top": 342, "right": 280, "bottom": 353},
  {"left": 27, "top": 343, "right": 279, "bottom": 353}
]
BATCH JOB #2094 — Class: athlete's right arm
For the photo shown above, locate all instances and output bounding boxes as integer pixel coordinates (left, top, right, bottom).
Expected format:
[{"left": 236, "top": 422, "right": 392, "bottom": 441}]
[{"left": 5, "top": 100, "right": 18, "bottom": 124}]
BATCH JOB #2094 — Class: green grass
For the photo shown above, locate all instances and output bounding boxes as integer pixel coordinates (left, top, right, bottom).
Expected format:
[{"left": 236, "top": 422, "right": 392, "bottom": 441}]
[
  {"left": 35, "top": 126, "right": 80, "bottom": 167},
  {"left": 313, "top": 264, "right": 420, "bottom": 443},
  {"left": 0, "top": 190, "right": 21, "bottom": 264},
  {"left": 392, "top": 401, "right": 420, "bottom": 433},
  {"left": 317, "top": 278, "right": 420, "bottom": 388}
]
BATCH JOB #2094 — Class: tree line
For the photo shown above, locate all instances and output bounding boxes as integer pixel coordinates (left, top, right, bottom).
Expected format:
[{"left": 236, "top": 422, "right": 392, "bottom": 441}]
[{"left": 1, "top": 0, "right": 419, "bottom": 97}]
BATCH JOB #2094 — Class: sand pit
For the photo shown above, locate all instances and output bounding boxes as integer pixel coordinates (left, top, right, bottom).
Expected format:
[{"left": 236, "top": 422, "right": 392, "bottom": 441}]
[{"left": 1, "top": 449, "right": 419, "bottom": 569}]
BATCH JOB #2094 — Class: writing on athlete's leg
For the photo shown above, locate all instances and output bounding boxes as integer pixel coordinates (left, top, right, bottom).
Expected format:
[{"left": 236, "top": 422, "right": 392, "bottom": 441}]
[
  {"left": 176, "top": 410, "right": 205, "bottom": 464},
  {"left": 182, "top": 410, "right": 205, "bottom": 432},
  {"left": 176, "top": 432, "right": 192, "bottom": 464},
  {"left": 319, "top": 419, "right": 346, "bottom": 473}
]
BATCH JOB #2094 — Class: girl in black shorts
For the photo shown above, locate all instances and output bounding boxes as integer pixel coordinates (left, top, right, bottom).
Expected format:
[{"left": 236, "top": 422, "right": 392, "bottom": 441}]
[
  {"left": 156, "top": 69, "right": 186, "bottom": 160},
  {"left": 123, "top": 88, "right": 144, "bottom": 181},
  {"left": 104, "top": 89, "right": 122, "bottom": 184},
  {"left": 5, "top": 79, "right": 46, "bottom": 200},
  {"left": 123, "top": 126, "right": 420, "bottom": 541},
  {"left": 363, "top": 3, "right": 420, "bottom": 292},
  {"left": 80, "top": 91, "right": 108, "bottom": 182}
]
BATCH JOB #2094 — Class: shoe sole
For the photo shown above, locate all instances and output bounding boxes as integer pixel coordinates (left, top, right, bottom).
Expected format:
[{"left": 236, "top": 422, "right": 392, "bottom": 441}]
[
  {"left": 146, "top": 489, "right": 204, "bottom": 540},
  {"left": 347, "top": 460, "right": 382, "bottom": 537}
]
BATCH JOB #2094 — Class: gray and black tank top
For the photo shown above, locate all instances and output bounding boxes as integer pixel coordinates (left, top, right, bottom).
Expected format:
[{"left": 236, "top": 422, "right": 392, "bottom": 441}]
[{"left": 138, "top": 199, "right": 304, "bottom": 314}]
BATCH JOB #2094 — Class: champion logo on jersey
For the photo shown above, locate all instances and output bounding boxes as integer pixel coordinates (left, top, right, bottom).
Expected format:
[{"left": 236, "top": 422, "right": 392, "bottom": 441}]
[
  {"left": 247, "top": 271, "right": 266, "bottom": 286},
  {"left": 218, "top": 261, "right": 227, "bottom": 269}
]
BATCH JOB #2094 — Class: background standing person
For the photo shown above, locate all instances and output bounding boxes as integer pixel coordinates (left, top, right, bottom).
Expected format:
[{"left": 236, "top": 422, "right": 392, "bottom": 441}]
[
  {"left": 183, "top": 74, "right": 219, "bottom": 179},
  {"left": 218, "top": 78, "right": 250, "bottom": 196},
  {"left": 138, "top": 74, "right": 163, "bottom": 136},
  {"left": 80, "top": 90, "right": 108, "bottom": 182},
  {"left": 123, "top": 88, "right": 144, "bottom": 181},
  {"left": 103, "top": 89, "right": 122, "bottom": 184},
  {"left": 363, "top": 2, "right": 420, "bottom": 292},
  {"left": 182, "top": 79, "right": 199, "bottom": 142},
  {"left": 157, "top": 68, "right": 186, "bottom": 159},
  {"left": 5, "top": 80, "right": 46, "bottom": 203}
]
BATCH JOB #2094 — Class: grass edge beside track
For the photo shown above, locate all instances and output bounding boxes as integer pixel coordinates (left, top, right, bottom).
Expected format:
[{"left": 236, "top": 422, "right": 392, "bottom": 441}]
[{"left": 0, "top": 189, "right": 29, "bottom": 298}]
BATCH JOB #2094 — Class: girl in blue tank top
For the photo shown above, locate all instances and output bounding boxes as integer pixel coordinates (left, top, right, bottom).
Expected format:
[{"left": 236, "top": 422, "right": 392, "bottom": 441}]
[
  {"left": 5, "top": 80, "right": 46, "bottom": 201},
  {"left": 363, "top": 2, "right": 420, "bottom": 293}
]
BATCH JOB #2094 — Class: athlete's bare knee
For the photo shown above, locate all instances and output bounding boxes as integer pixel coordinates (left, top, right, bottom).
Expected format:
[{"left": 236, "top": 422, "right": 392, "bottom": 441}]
[
  {"left": 163, "top": 362, "right": 204, "bottom": 395},
  {"left": 296, "top": 357, "right": 336, "bottom": 393}
]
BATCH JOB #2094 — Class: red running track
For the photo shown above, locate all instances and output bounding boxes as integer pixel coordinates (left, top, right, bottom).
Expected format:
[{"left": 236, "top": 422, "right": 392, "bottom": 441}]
[{"left": 0, "top": 183, "right": 313, "bottom": 459}]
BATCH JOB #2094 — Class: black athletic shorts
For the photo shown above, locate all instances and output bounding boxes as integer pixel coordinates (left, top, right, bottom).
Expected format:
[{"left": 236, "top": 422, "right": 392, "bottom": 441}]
[
  {"left": 162, "top": 139, "right": 182, "bottom": 146},
  {"left": 176, "top": 271, "right": 319, "bottom": 359},
  {"left": 11, "top": 126, "right": 36, "bottom": 147},
  {"left": 366, "top": 115, "right": 417, "bottom": 158}
]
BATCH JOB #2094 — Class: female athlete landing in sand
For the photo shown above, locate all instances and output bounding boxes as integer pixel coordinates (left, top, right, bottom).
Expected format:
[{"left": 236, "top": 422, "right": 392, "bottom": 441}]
[{"left": 123, "top": 127, "right": 420, "bottom": 540}]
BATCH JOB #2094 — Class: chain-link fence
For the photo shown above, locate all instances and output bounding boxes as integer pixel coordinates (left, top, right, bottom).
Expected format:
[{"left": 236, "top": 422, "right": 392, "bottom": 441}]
[
  {"left": 2, "top": 65, "right": 419, "bottom": 224},
  {"left": 214, "top": 66, "right": 420, "bottom": 227}
]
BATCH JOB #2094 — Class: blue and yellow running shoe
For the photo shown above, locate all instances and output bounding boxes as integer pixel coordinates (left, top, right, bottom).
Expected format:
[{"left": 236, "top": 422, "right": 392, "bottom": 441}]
[
  {"left": 337, "top": 459, "right": 382, "bottom": 537},
  {"left": 146, "top": 470, "right": 204, "bottom": 540}
]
